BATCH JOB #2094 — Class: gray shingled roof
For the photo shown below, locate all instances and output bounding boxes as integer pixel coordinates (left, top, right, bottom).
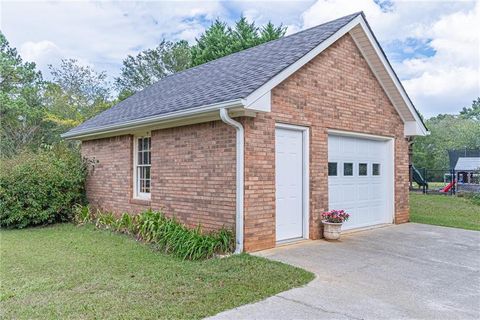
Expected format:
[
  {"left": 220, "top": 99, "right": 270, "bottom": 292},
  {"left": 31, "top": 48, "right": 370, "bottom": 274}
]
[
  {"left": 455, "top": 157, "right": 480, "bottom": 171},
  {"left": 65, "top": 12, "right": 360, "bottom": 136}
]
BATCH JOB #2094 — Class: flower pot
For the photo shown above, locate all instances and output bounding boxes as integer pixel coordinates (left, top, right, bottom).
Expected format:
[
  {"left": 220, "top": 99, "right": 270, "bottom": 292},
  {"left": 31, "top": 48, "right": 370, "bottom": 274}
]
[{"left": 322, "top": 221, "right": 343, "bottom": 240}]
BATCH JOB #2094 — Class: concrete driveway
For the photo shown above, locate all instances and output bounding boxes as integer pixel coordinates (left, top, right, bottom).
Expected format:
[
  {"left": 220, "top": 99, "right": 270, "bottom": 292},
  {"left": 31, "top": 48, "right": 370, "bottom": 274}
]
[{"left": 210, "top": 223, "right": 480, "bottom": 319}]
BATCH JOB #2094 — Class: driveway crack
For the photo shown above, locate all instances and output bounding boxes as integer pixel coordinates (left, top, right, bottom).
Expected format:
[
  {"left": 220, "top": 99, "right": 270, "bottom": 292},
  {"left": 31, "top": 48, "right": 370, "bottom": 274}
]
[{"left": 276, "top": 295, "right": 364, "bottom": 320}]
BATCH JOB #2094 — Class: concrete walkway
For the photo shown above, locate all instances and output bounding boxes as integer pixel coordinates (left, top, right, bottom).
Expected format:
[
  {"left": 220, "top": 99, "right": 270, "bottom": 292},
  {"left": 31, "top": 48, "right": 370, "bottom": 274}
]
[{"left": 209, "top": 223, "right": 480, "bottom": 319}]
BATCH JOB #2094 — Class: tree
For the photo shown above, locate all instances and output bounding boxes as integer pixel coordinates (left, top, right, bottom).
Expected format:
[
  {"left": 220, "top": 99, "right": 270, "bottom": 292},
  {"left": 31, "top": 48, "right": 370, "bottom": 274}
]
[
  {"left": 190, "top": 20, "right": 232, "bottom": 68},
  {"left": 413, "top": 113, "right": 480, "bottom": 170},
  {"left": 115, "top": 17, "right": 286, "bottom": 97},
  {"left": 45, "top": 59, "right": 112, "bottom": 129},
  {"left": 40, "top": 59, "right": 113, "bottom": 144},
  {"left": 260, "top": 22, "right": 287, "bottom": 42},
  {"left": 460, "top": 97, "right": 480, "bottom": 121},
  {"left": 115, "top": 40, "right": 191, "bottom": 98},
  {"left": 190, "top": 17, "right": 286, "bottom": 67},
  {"left": 231, "top": 17, "right": 261, "bottom": 51},
  {"left": 0, "top": 32, "right": 45, "bottom": 157}
]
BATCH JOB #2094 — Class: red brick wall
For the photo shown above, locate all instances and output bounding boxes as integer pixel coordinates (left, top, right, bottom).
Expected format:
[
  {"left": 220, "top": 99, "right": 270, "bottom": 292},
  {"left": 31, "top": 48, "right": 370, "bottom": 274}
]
[
  {"left": 243, "top": 34, "right": 410, "bottom": 251},
  {"left": 81, "top": 135, "right": 149, "bottom": 214},
  {"left": 151, "top": 121, "right": 236, "bottom": 230},
  {"left": 81, "top": 121, "right": 237, "bottom": 231}
]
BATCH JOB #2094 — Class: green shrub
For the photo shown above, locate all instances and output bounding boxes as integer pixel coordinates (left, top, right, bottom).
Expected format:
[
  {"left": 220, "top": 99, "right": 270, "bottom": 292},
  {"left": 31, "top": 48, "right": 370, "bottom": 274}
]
[
  {"left": 0, "top": 147, "right": 87, "bottom": 228},
  {"left": 74, "top": 207, "right": 234, "bottom": 260}
]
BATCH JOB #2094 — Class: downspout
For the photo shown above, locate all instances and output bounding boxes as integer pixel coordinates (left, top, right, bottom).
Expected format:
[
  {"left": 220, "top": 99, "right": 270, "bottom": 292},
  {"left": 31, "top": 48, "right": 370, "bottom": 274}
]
[{"left": 219, "top": 108, "right": 244, "bottom": 254}]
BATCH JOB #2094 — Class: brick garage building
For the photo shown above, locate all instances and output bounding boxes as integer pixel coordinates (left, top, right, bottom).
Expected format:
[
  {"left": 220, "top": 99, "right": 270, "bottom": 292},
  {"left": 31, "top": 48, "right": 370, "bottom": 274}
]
[{"left": 64, "top": 13, "right": 427, "bottom": 252}]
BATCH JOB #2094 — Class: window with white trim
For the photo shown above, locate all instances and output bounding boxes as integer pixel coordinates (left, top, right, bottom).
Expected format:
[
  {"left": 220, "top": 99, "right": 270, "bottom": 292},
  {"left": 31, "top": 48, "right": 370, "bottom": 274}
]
[{"left": 134, "top": 136, "right": 151, "bottom": 199}]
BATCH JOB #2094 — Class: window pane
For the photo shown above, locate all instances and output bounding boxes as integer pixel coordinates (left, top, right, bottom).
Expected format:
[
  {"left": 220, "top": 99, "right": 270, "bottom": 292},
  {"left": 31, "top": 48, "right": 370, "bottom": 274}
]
[
  {"left": 137, "top": 138, "right": 143, "bottom": 151},
  {"left": 328, "top": 162, "right": 337, "bottom": 176},
  {"left": 143, "top": 137, "right": 149, "bottom": 151},
  {"left": 344, "top": 163, "right": 353, "bottom": 176},
  {"left": 373, "top": 163, "right": 380, "bottom": 176},
  {"left": 144, "top": 151, "right": 150, "bottom": 165},
  {"left": 359, "top": 163, "right": 367, "bottom": 176},
  {"left": 145, "top": 166, "right": 150, "bottom": 179}
]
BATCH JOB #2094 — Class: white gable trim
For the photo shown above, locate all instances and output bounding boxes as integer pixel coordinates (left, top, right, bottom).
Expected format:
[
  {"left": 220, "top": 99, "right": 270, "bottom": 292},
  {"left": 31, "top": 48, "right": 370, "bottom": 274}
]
[
  {"left": 352, "top": 19, "right": 427, "bottom": 136},
  {"left": 244, "top": 16, "right": 364, "bottom": 107},
  {"left": 244, "top": 15, "right": 428, "bottom": 137}
]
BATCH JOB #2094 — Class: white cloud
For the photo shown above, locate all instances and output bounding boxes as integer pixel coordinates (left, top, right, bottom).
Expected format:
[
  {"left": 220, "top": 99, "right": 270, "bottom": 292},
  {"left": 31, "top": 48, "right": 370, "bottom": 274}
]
[
  {"left": 19, "top": 40, "right": 64, "bottom": 76},
  {"left": 2, "top": 0, "right": 225, "bottom": 79},
  {"left": 2, "top": 0, "right": 479, "bottom": 117},
  {"left": 300, "top": 0, "right": 480, "bottom": 117},
  {"left": 400, "top": 2, "right": 480, "bottom": 117},
  {"left": 226, "top": 0, "right": 315, "bottom": 27}
]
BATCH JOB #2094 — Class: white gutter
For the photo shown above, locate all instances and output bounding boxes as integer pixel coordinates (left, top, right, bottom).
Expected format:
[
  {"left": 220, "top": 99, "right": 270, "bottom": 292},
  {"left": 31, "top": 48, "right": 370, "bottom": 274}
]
[
  {"left": 61, "top": 98, "right": 245, "bottom": 140},
  {"left": 219, "top": 108, "right": 244, "bottom": 254}
]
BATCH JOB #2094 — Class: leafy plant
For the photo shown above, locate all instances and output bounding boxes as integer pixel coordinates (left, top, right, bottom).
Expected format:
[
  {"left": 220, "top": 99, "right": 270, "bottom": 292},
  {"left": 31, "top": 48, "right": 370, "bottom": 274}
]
[
  {"left": 321, "top": 210, "right": 350, "bottom": 223},
  {"left": 95, "top": 211, "right": 116, "bottom": 229},
  {"left": 73, "top": 207, "right": 234, "bottom": 260},
  {"left": 73, "top": 204, "right": 93, "bottom": 224},
  {"left": 0, "top": 146, "right": 87, "bottom": 228},
  {"left": 115, "top": 212, "right": 137, "bottom": 235}
]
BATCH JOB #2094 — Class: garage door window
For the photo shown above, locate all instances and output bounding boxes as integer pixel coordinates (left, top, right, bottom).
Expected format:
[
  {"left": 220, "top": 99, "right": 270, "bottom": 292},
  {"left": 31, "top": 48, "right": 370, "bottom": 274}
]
[
  {"left": 343, "top": 163, "right": 353, "bottom": 176},
  {"left": 373, "top": 163, "right": 380, "bottom": 176},
  {"left": 359, "top": 163, "right": 368, "bottom": 176},
  {"left": 328, "top": 162, "right": 337, "bottom": 176}
]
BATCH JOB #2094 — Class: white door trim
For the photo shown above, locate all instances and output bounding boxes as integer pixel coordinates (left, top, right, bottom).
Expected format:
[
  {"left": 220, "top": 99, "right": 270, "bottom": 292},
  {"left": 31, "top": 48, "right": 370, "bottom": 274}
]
[
  {"left": 328, "top": 129, "right": 393, "bottom": 141},
  {"left": 275, "top": 123, "right": 310, "bottom": 241},
  {"left": 327, "top": 129, "right": 395, "bottom": 227}
]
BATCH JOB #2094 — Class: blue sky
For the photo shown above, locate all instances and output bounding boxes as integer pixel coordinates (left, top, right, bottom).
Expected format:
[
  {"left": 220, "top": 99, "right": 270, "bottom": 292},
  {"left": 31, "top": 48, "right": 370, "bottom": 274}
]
[{"left": 2, "top": 0, "right": 479, "bottom": 118}]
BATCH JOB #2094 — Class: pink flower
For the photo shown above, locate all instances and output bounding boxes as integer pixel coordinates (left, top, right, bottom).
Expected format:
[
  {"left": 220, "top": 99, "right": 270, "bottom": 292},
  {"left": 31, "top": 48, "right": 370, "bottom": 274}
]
[{"left": 322, "top": 209, "right": 350, "bottom": 223}]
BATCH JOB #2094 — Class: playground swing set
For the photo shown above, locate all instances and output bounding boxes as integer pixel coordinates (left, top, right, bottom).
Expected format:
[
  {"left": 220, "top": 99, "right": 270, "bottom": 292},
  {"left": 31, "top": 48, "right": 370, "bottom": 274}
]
[{"left": 410, "top": 149, "right": 480, "bottom": 195}]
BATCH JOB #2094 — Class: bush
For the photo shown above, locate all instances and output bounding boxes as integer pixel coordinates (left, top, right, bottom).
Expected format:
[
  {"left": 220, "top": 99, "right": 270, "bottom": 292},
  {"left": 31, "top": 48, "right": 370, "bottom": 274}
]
[
  {"left": 0, "top": 147, "right": 87, "bottom": 228},
  {"left": 74, "top": 206, "right": 234, "bottom": 260}
]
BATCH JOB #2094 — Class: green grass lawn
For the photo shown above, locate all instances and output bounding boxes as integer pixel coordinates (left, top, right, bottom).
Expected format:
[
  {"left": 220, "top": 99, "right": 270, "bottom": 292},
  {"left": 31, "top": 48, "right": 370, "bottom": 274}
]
[
  {"left": 410, "top": 193, "right": 480, "bottom": 231},
  {"left": 0, "top": 224, "right": 313, "bottom": 319}
]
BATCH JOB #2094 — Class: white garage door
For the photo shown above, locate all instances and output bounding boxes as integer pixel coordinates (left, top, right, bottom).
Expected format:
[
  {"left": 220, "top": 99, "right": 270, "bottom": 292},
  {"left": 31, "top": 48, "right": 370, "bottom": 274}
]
[
  {"left": 276, "top": 127, "right": 305, "bottom": 241},
  {"left": 328, "top": 134, "right": 392, "bottom": 230}
]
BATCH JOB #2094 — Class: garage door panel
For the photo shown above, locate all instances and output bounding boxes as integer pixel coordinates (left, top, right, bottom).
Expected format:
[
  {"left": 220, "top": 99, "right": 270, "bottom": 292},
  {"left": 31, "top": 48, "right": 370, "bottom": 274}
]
[
  {"left": 328, "top": 184, "right": 342, "bottom": 203},
  {"left": 342, "top": 185, "right": 356, "bottom": 202},
  {"left": 343, "top": 140, "right": 356, "bottom": 155},
  {"left": 355, "top": 139, "right": 371, "bottom": 157},
  {"left": 370, "top": 184, "right": 384, "bottom": 200},
  {"left": 357, "top": 183, "right": 370, "bottom": 201},
  {"left": 328, "top": 134, "right": 391, "bottom": 231}
]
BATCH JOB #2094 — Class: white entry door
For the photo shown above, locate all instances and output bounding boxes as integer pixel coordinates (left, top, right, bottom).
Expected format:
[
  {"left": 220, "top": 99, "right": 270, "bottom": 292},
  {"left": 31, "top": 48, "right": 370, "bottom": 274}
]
[
  {"left": 328, "top": 134, "right": 392, "bottom": 230},
  {"left": 275, "top": 127, "right": 305, "bottom": 241}
]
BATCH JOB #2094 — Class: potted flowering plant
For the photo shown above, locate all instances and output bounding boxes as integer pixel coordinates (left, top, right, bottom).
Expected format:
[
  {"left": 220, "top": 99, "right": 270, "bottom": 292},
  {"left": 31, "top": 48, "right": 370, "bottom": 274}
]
[{"left": 321, "top": 209, "right": 350, "bottom": 240}]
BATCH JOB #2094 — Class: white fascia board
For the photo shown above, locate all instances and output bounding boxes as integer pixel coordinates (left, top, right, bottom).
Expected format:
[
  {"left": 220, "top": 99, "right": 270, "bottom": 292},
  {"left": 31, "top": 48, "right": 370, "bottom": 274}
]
[
  {"left": 404, "top": 121, "right": 429, "bottom": 136},
  {"left": 61, "top": 98, "right": 246, "bottom": 140},
  {"left": 244, "top": 16, "right": 364, "bottom": 105},
  {"left": 246, "top": 91, "right": 271, "bottom": 112},
  {"left": 356, "top": 19, "right": 428, "bottom": 136}
]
